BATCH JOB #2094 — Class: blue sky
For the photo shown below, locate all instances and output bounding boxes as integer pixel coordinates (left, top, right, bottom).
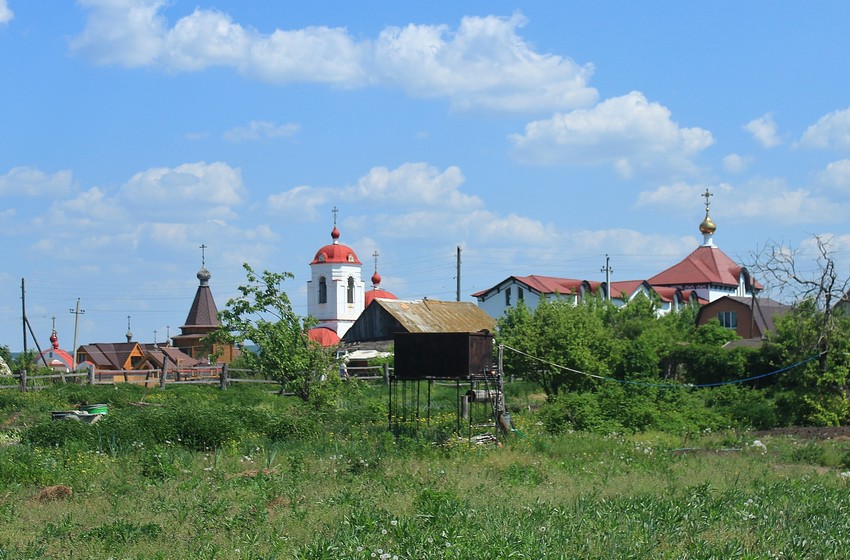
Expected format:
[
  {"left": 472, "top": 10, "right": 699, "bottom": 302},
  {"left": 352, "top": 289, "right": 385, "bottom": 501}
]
[{"left": 2, "top": 1, "right": 850, "bottom": 352}]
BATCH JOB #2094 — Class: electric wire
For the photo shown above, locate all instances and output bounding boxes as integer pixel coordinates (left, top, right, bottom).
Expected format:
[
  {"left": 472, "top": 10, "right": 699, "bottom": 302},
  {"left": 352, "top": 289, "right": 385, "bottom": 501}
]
[{"left": 501, "top": 344, "right": 822, "bottom": 389}]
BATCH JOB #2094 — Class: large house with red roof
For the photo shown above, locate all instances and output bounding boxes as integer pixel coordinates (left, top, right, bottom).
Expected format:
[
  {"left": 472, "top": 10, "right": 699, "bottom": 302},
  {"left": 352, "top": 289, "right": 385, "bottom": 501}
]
[
  {"left": 473, "top": 275, "right": 698, "bottom": 318},
  {"left": 474, "top": 191, "right": 759, "bottom": 320}
]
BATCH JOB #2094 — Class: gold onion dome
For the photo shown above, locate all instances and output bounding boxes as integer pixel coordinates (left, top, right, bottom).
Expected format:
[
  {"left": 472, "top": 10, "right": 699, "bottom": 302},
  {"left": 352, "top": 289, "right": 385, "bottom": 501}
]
[{"left": 699, "top": 213, "right": 716, "bottom": 235}]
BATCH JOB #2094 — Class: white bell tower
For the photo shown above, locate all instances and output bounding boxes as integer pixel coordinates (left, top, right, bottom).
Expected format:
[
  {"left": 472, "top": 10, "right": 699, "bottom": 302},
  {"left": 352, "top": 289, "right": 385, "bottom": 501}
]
[{"left": 306, "top": 208, "right": 364, "bottom": 338}]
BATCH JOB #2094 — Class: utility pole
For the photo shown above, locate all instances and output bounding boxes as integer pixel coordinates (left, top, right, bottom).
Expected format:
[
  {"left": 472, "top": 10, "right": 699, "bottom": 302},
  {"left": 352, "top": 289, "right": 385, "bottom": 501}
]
[
  {"left": 69, "top": 298, "right": 84, "bottom": 370},
  {"left": 456, "top": 246, "right": 462, "bottom": 302},
  {"left": 21, "top": 279, "right": 26, "bottom": 355},
  {"left": 601, "top": 254, "right": 613, "bottom": 301},
  {"left": 20, "top": 278, "right": 48, "bottom": 368}
]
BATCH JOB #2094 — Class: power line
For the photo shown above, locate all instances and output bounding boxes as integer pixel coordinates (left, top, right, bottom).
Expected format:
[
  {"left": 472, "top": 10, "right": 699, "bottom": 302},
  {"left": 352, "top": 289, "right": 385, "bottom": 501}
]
[{"left": 501, "top": 344, "right": 821, "bottom": 389}]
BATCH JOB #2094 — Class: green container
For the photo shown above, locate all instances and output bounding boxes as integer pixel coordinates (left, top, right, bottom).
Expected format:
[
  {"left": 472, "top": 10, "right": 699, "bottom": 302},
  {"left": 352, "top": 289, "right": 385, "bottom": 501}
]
[{"left": 81, "top": 404, "right": 108, "bottom": 415}]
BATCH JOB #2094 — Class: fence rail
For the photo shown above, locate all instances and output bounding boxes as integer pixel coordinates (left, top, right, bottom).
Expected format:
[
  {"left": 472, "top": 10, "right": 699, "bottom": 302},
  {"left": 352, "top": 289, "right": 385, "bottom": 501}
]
[{"left": 0, "top": 361, "right": 394, "bottom": 391}]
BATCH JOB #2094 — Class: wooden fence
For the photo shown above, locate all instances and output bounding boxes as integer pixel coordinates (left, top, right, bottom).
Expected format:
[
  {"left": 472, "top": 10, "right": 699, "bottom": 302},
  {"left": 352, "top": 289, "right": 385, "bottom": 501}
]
[{"left": 0, "top": 361, "right": 393, "bottom": 392}]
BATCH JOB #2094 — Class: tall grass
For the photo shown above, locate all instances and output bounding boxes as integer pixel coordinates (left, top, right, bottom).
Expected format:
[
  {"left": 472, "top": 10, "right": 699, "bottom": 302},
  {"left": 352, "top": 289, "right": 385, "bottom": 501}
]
[{"left": 0, "top": 382, "right": 848, "bottom": 558}]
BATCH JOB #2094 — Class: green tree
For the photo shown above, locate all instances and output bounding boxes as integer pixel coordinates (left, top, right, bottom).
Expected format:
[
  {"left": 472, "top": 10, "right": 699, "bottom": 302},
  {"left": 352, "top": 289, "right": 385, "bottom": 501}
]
[
  {"left": 0, "top": 345, "right": 37, "bottom": 377},
  {"left": 766, "top": 302, "right": 850, "bottom": 425},
  {"left": 207, "top": 264, "right": 337, "bottom": 405},
  {"left": 498, "top": 298, "right": 613, "bottom": 396},
  {"left": 753, "top": 235, "right": 850, "bottom": 424}
]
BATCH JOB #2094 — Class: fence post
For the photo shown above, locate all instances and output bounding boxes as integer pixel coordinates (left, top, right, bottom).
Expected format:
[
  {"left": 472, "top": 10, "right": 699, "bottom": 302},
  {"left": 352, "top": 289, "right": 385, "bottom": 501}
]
[
  {"left": 160, "top": 356, "right": 169, "bottom": 389},
  {"left": 88, "top": 365, "right": 95, "bottom": 386},
  {"left": 383, "top": 363, "right": 389, "bottom": 385},
  {"left": 18, "top": 368, "right": 27, "bottom": 393},
  {"left": 219, "top": 363, "right": 228, "bottom": 390}
]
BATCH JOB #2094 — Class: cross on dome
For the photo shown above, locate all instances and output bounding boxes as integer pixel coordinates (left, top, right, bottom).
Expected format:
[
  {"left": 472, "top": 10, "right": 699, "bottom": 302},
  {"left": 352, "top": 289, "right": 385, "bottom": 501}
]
[
  {"left": 699, "top": 188, "right": 717, "bottom": 246},
  {"left": 372, "top": 250, "right": 381, "bottom": 287}
]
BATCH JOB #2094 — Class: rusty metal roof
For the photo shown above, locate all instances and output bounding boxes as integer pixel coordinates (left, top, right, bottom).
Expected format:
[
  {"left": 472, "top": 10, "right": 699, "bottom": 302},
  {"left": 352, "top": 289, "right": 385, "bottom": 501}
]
[{"left": 375, "top": 299, "right": 495, "bottom": 333}]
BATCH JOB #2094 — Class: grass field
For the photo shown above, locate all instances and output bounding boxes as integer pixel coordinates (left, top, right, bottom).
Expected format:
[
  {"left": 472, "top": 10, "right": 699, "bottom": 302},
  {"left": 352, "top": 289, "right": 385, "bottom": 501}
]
[{"left": 0, "top": 382, "right": 849, "bottom": 559}]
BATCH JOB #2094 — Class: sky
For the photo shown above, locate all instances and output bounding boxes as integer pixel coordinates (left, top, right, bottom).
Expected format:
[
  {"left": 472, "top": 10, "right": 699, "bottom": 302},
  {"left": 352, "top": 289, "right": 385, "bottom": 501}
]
[{"left": 2, "top": 1, "right": 850, "bottom": 352}]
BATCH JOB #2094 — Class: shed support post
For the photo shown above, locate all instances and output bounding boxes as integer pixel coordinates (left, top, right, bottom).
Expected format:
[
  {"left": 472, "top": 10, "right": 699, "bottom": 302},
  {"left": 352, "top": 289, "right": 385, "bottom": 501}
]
[{"left": 160, "top": 356, "right": 169, "bottom": 389}]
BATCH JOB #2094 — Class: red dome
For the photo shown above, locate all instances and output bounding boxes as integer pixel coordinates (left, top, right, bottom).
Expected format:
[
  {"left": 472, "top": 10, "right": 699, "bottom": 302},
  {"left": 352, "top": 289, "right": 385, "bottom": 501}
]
[
  {"left": 371, "top": 271, "right": 382, "bottom": 285},
  {"left": 308, "top": 327, "right": 340, "bottom": 347},
  {"left": 365, "top": 288, "right": 398, "bottom": 307},
  {"left": 311, "top": 243, "right": 361, "bottom": 265},
  {"left": 310, "top": 226, "right": 361, "bottom": 265}
]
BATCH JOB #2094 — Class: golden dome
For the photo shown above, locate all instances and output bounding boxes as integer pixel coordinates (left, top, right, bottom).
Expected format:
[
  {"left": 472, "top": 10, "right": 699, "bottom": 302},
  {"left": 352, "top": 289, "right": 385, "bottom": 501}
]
[{"left": 699, "top": 213, "right": 716, "bottom": 234}]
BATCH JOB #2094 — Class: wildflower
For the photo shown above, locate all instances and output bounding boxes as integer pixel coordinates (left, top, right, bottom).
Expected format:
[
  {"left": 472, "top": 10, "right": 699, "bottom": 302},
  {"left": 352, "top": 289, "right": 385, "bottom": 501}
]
[{"left": 390, "top": 519, "right": 398, "bottom": 526}]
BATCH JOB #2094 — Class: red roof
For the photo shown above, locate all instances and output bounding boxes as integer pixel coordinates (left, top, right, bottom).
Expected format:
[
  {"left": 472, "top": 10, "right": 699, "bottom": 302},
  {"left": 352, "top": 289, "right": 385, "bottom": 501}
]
[
  {"left": 39, "top": 348, "right": 74, "bottom": 369},
  {"left": 608, "top": 280, "right": 646, "bottom": 299},
  {"left": 651, "top": 286, "right": 680, "bottom": 303},
  {"left": 365, "top": 288, "right": 398, "bottom": 307},
  {"left": 648, "top": 246, "right": 756, "bottom": 288},
  {"left": 311, "top": 243, "right": 361, "bottom": 265},
  {"left": 472, "top": 275, "right": 601, "bottom": 297},
  {"left": 310, "top": 226, "right": 361, "bottom": 265},
  {"left": 308, "top": 327, "right": 340, "bottom": 347}
]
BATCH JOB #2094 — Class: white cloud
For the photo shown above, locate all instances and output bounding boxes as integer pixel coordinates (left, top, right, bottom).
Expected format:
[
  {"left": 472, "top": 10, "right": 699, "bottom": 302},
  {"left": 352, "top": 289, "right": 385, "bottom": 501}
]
[
  {"left": 266, "top": 162, "right": 553, "bottom": 246},
  {"left": 743, "top": 113, "right": 781, "bottom": 148},
  {"left": 722, "top": 153, "right": 752, "bottom": 174},
  {"left": 63, "top": 186, "right": 125, "bottom": 222},
  {"left": 222, "top": 120, "right": 300, "bottom": 142},
  {"left": 636, "top": 182, "right": 732, "bottom": 209},
  {"left": 247, "top": 25, "right": 366, "bottom": 85},
  {"left": 0, "top": 166, "right": 73, "bottom": 196},
  {"left": 371, "top": 13, "right": 597, "bottom": 111},
  {"left": 571, "top": 228, "right": 695, "bottom": 259},
  {"left": 348, "top": 163, "right": 481, "bottom": 209},
  {"left": 637, "top": 179, "right": 838, "bottom": 225},
  {"left": 723, "top": 177, "right": 840, "bottom": 224},
  {"left": 0, "top": 0, "right": 13, "bottom": 24},
  {"left": 510, "top": 91, "right": 714, "bottom": 176},
  {"left": 474, "top": 212, "right": 557, "bottom": 243},
  {"left": 360, "top": 209, "right": 557, "bottom": 245},
  {"left": 119, "top": 161, "right": 245, "bottom": 219},
  {"left": 797, "top": 108, "right": 850, "bottom": 151},
  {"left": 267, "top": 185, "right": 331, "bottom": 220},
  {"left": 70, "top": 5, "right": 596, "bottom": 112},
  {"left": 71, "top": 0, "right": 168, "bottom": 66},
  {"left": 816, "top": 159, "right": 850, "bottom": 192}
]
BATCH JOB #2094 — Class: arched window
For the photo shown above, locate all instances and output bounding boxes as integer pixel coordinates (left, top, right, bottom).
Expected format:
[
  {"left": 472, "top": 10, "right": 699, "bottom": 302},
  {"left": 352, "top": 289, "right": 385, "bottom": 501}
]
[
  {"left": 318, "top": 276, "right": 327, "bottom": 304},
  {"left": 347, "top": 276, "right": 355, "bottom": 304}
]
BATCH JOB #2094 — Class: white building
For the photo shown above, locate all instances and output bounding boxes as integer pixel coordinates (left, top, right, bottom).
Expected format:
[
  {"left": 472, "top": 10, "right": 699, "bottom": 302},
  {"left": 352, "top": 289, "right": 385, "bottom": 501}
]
[
  {"left": 307, "top": 222, "right": 365, "bottom": 343},
  {"left": 473, "top": 190, "right": 750, "bottom": 319}
]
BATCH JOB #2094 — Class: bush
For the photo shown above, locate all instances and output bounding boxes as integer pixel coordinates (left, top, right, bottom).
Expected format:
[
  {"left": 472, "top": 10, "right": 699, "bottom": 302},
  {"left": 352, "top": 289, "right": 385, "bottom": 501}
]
[
  {"left": 539, "top": 391, "right": 623, "bottom": 434},
  {"left": 705, "top": 385, "right": 779, "bottom": 430}
]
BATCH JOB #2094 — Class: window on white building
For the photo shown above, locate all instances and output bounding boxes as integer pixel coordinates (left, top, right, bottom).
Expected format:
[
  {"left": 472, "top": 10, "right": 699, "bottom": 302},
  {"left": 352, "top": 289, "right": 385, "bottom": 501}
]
[
  {"left": 518, "top": 287, "right": 524, "bottom": 302},
  {"left": 318, "top": 277, "right": 327, "bottom": 304},
  {"left": 347, "top": 276, "right": 355, "bottom": 304},
  {"left": 505, "top": 286, "right": 512, "bottom": 306},
  {"left": 717, "top": 311, "right": 737, "bottom": 329}
]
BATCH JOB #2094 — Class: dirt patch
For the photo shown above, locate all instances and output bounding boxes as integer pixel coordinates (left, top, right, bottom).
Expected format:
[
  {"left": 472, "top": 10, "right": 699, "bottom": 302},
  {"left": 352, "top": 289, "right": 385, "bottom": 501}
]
[
  {"left": 754, "top": 426, "right": 850, "bottom": 440},
  {"left": 36, "top": 485, "right": 73, "bottom": 502}
]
